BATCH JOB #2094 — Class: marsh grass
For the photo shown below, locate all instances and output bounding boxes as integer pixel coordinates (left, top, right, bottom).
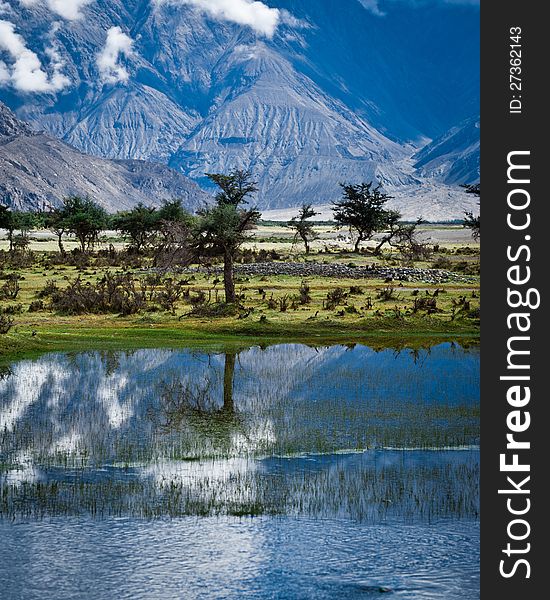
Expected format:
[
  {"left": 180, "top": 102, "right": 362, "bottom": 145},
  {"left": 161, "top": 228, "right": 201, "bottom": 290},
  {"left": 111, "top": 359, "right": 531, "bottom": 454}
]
[
  {"left": 0, "top": 452, "right": 479, "bottom": 522},
  {"left": 0, "top": 343, "right": 479, "bottom": 521}
]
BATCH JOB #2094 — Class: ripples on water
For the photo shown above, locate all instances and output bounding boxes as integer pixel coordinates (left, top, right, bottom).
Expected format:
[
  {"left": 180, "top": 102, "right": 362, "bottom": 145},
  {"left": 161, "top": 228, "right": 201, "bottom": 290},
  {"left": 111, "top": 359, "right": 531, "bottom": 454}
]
[
  {"left": 0, "top": 517, "right": 480, "bottom": 600},
  {"left": 0, "top": 343, "right": 480, "bottom": 598}
]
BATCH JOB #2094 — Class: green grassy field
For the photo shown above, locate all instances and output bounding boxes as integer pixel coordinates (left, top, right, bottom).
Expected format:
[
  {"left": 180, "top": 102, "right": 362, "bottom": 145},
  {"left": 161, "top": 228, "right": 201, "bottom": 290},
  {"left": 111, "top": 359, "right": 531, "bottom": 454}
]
[{"left": 0, "top": 224, "right": 480, "bottom": 359}]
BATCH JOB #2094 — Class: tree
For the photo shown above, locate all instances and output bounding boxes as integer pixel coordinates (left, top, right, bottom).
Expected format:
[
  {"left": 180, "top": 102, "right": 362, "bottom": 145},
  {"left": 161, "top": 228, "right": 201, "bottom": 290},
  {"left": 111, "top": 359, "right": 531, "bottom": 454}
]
[
  {"left": 157, "top": 199, "right": 191, "bottom": 224},
  {"left": 0, "top": 205, "right": 17, "bottom": 252},
  {"left": 373, "top": 213, "right": 429, "bottom": 260},
  {"left": 112, "top": 203, "right": 158, "bottom": 252},
  {"left": 205, "top": 170, "right": 259, "bottom": 206},
  {"left": 0, "top": 206, "right": 37, "bottom": 252},
  {"left": 194, "top": 170, "right": 261, "bottom": 303},
  {"left": 61, "top": 196, "right": 108, "bottom": 252},
  {"left": 152, "top": 199, "right": 195, "bottom": 267},
  {"left": 44, "top": 208, "right": 68, "bottom": 255},
  {"left": 290, "top": 203, "right": 319, "bottom": 253},
  {"left": 462, "top": 184, "right": 480, "bottom": 241},
  {"left": 332, "top": 182, "right": 394, "bottom": 252}
]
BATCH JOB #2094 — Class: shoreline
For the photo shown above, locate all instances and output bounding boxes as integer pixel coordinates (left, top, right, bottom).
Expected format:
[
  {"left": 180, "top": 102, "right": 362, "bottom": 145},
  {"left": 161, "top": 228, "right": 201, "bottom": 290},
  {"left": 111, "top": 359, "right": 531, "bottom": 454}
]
[{"left": 1, "top": 318, "right": 479, "bottom": 362}]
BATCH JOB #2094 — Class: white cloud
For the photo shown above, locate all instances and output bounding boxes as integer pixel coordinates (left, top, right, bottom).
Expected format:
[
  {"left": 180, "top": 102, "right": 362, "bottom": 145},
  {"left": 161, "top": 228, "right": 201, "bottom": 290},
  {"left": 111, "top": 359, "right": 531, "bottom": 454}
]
[
  {"left": 357, "top": 0, "right": 386, "bottom": 16},
  {"left": 19, "top": 0, "right": 94, "bottom": 20},
  {"left": 96, "top": 26, "right": 134, "bottom": 85},
  {"left": 155, "top": 0, "right": 282, "bottom": 38},
  {"left": 0, "top": 19, "right": 70, "bottom": 92}
]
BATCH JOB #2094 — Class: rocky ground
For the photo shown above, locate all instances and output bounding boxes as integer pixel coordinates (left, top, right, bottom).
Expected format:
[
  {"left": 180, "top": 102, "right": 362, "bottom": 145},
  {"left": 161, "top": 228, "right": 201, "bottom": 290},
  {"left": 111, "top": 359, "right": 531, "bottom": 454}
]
[{"left": 187, "top": 262, "right": 476, "bottom": 285}]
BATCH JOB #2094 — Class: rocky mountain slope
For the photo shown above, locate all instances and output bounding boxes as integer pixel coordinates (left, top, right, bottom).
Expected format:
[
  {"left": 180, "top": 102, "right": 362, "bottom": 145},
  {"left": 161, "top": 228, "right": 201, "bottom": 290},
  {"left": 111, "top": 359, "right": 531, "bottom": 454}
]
[
  {"left": 0, "top": 0, "right": 480, "bottom": 212},
  {"left": 413, "top": 117, "right": 480, "bottom": 186},
  {"left": 0, "top": 102, "right": 209, "bottom": 212}
]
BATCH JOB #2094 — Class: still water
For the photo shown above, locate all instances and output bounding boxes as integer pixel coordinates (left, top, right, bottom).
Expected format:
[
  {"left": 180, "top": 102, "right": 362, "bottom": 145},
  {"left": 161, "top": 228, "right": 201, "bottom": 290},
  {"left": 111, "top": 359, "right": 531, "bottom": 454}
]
[{"left": 0, "top": 343, "right": 480, "bottom": 599}]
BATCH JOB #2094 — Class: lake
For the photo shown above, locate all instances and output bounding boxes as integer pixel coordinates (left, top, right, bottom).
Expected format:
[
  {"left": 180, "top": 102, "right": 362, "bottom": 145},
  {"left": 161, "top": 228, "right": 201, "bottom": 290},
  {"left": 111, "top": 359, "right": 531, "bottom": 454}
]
[{"left": 0, "top": 342, "right": 480, "bottom": 599}]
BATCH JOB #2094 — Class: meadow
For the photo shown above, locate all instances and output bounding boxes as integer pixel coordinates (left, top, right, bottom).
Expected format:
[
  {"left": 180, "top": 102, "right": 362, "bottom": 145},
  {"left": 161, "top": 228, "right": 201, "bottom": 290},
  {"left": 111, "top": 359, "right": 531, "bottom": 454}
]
[{"left": 0, "top": 222, "right": 479, "bottom": 359}]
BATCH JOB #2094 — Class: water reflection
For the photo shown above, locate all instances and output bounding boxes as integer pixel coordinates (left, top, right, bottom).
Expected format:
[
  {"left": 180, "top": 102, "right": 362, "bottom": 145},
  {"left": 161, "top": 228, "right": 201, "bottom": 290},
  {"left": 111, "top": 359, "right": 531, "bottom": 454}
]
[{"left": 0, "top": 343, "right": 479, "bottom": 521}]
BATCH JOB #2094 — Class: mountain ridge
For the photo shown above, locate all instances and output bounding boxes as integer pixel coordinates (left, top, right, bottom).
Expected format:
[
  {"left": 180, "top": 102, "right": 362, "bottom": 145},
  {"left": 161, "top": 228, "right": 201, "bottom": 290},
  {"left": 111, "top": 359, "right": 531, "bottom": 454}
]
[
  {"left": 0, "top": 102, "right": 210, "bottom": 212},
  {"left": 413, "top": 117, "right": 480, "bottom": 186},
  {"left": 0, "top": 0, "right": 480, "bottom": 213}
]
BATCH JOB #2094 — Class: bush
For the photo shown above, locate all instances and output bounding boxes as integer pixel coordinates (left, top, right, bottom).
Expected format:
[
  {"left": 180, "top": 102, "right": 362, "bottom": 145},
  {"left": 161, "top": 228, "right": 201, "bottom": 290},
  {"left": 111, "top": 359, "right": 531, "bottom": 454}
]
[
  {"left": 431, "top": 256, "right": 452, "bottom": 270},
  {"left": 28, "top": 300, "right": 45, "bottom": 313},
  {"left": 37, "top": 279, "right": 59, "bottom": 299},
  {"left": 299, "top": 281, "right": 311, "bottom": 305},
  {"left": 189, "top": 290, "right": 207, "bottom": 306},
  {"left": 1, "top": 304, "right": 23, "bottom": 315},
  {"left": 452, "top": 260, "right": 480, "bottom": 275},
  {"left": 376, "top": 286, "right": 399, "bottom": 302},
  {"left": 50, "top": 273, "right": 147, "bottom": 316},
  {"left": 156, "top": 278, "right": 183, "bottom": 313},
  {"left": 323, "top": 287, "right": 347, "bottom": 310},
  {"left": 0, "top": 313, "right": 14, "bottom": 334},
  {"left": 278, "top": 295, "right": 290, "bottom": 312},
  {"left": 451, "top": 296, "right": 475, "bottom": 320},
  {"left": 413, "top": 297, "right": 438, "bottom": 314},
  {"left": 0, "top": 274, "right": 21, "bottom": 300},
  {"left": 188, "top": 302, "right": 240, "bottom": 318}
]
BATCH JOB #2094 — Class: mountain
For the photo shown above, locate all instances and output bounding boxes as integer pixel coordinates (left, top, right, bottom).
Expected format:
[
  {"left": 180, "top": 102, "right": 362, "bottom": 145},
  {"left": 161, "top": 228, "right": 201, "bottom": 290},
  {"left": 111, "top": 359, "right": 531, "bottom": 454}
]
[
  {"left": 0, "top": 0, "right": 480, "bottom": 212},
  {"left": 167, "top": 40, "right": 412, "bottom": 208},
  {"left": 0, "top": 102, "right": 209, "bottom": 212},
  {"left": 413, "top": 117, "right": 480, "bottom": 185}
]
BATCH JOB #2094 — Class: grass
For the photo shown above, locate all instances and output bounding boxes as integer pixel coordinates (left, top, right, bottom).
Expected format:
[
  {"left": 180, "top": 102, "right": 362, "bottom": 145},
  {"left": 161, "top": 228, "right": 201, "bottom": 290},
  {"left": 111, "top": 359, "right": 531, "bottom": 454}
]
[
  {"left": 0, "top": 225, "right": 480, "bottom": 525},
  {"left": 0, "top": 224, "right": 479, "bottom": 359},
  {"left": 0, "top": 454, "right": 479, "bottom": 521},
  {"left": 1, "top": 268, "right": 479, "bottom": 360}
]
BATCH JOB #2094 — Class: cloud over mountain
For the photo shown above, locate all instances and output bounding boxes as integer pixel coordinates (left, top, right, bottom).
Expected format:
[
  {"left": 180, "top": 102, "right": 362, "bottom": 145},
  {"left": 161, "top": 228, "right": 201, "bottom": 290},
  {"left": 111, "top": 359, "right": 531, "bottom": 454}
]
[
  {"left": 97, "top": 26, "right": 134, "bottom": 85},
  {"left": 0, "top": 0, "right": 480, "bottom": 215},
  {"left": 0, "top": 19, "right": 70, "bottom": 92},
  {"left": 154, "top": 0, "right": 282, "bottom": 37},
  {"left": 19, "top": 0, "right": 94, "bottom": 21}
]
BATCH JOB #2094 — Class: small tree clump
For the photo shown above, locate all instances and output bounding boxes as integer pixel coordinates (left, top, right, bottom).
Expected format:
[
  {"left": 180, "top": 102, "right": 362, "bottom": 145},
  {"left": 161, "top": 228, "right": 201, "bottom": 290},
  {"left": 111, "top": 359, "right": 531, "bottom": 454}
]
[
  {"left": 113, "top": 203, "right": 158, "bottom": 253},
  {"left": 58, "top": 196, "right": 108, "bottom": 252}
]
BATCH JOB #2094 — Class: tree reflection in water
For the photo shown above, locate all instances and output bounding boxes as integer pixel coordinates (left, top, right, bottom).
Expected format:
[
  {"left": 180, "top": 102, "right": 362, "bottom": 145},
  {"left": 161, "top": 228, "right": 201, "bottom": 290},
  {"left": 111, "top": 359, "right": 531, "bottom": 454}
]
[{"left": 156, "top": 353, "right": 244, "bottom": 453}]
